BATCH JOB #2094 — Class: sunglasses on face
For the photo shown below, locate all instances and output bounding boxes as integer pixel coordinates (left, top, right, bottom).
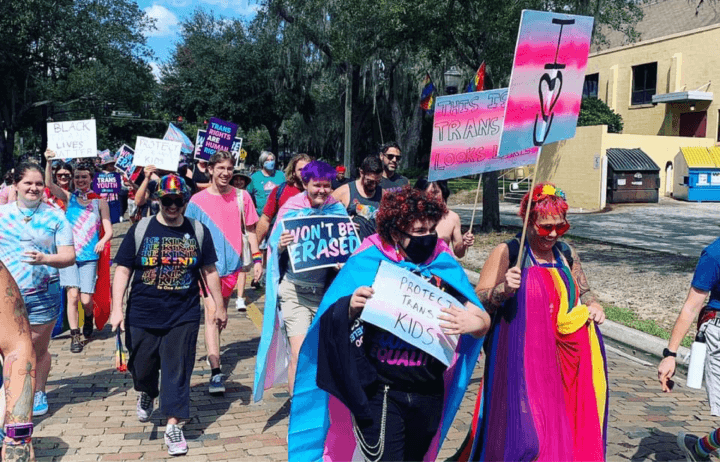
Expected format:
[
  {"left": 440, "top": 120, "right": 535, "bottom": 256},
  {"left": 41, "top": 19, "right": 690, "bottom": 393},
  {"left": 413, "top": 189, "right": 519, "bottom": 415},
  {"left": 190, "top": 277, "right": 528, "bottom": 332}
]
[
  {"left": 160, "top": 196, "right": 185, "bottom": 208},
  {"left": 533, "top": 220, "right": 570, "bottom": 237},
  {"left": 56, "top": 173, "right": 71, "bottom": 179},
  {"left": 384, "top": 154, "right": 401, "bottom": 161}
]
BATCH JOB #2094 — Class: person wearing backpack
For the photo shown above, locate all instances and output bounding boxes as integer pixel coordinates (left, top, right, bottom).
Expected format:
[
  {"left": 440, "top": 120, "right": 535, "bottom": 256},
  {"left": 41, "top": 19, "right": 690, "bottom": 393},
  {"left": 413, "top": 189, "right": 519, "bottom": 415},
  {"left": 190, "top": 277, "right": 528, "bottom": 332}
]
[
  {"left": 109, "top": 174, "right": 225, "bottom": 457},
  {"left": 455, "top": 183, "right": 608, "bottom": 462}
]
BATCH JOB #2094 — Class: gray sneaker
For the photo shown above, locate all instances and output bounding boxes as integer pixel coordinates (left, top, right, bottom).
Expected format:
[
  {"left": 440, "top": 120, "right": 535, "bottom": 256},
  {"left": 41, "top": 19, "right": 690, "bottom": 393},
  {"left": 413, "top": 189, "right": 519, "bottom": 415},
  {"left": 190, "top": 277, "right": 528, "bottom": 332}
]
[
  {"left": 136, "top": 392, "right": 154, "bottom": 422},
  {"left": 209, "top": 373, "right": 225, "bottom": 394},
  {"left": 164, "top": 424, "right": 188, "bottom": 456},
  {"left": 677, "top": 432, "right": 711, "bottom": 462}
]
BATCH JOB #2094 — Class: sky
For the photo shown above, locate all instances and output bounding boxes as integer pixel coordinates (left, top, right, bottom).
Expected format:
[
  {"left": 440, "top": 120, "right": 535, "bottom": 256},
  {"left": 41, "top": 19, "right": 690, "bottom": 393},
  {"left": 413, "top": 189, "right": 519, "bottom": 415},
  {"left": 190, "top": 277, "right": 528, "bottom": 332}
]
[{"left": 136, "top": 0, "right": 260, "bottom": 78}]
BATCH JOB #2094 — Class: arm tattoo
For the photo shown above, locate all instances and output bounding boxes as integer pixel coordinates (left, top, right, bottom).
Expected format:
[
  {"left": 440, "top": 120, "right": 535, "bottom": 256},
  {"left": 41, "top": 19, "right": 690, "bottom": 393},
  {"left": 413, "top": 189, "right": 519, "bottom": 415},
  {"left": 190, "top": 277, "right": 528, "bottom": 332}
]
[
  {"left": 570, "top": 247, "right": 600, "bottom": 306},
  {"left": 476, "top": 283, "right": 512, "bottom": 314}
]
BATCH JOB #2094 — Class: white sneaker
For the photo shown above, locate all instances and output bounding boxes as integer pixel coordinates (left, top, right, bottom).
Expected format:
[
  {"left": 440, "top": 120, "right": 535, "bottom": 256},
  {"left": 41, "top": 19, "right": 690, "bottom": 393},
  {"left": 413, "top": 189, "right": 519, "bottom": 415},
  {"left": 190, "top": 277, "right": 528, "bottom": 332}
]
[
  {"left": 235, "top": 298, "right": 247, "bottom": 312},
  {"left": 136, "top": 392, "right": 154, "bottom": 422},
  {"left": 165, "top": 424, "right": 188, "bottom": 456}
]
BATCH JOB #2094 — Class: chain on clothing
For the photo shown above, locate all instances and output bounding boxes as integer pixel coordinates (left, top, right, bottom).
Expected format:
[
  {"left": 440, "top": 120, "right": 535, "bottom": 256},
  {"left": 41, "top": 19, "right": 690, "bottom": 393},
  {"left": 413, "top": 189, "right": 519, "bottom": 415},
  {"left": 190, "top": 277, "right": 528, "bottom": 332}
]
[{"left": 352, "top": 385, "right": 389, "bottom": 462}]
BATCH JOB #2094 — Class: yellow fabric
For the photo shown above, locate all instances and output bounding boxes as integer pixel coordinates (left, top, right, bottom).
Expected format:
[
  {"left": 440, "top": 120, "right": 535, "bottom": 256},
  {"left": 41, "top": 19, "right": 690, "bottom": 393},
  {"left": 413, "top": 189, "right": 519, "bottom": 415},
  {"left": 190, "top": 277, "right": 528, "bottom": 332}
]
[
  {"left": 551, "top": 266, "right": 588, "bottom": 334},
  {"left": 589, "top": 324, "right": 607, "bottom": 435}
]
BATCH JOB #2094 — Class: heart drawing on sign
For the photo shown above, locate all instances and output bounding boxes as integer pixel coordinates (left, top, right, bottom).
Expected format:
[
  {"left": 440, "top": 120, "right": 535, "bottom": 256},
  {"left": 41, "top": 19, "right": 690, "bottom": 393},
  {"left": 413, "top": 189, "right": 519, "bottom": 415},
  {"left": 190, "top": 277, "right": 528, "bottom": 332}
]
[{"left": 538, "top": 71, "right": 563, "bottom": 119}]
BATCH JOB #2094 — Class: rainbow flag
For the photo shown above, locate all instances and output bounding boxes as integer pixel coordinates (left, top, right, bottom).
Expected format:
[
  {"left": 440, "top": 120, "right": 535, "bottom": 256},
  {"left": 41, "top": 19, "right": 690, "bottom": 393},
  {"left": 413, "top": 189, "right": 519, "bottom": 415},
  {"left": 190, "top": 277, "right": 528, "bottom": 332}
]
[
  {"left": 420, "top": 73, "right": 435, "bottom": 113},
  {"left": 466, "top": 61, "right": 486, "bottom": 93}
]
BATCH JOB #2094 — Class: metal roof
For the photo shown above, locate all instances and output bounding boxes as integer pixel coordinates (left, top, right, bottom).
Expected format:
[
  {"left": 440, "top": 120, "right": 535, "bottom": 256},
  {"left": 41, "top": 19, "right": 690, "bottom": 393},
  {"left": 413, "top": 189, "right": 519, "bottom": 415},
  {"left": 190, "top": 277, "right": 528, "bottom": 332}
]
[
  {"left": 681, "top": 147, "right": 717, "bottom": 168},
  {"left": 606, "top": 148, "right": 660, "bottom": 172}
]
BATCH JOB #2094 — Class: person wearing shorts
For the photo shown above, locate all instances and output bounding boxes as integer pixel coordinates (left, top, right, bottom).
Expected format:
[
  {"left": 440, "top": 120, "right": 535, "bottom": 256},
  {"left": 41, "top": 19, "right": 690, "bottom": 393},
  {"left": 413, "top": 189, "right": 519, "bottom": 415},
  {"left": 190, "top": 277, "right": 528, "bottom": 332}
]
[
  {"left": 185, "top": 150, "right": 262, "bottom": 394},
  {"left": 0, "top": 162, "right": 75, "bottom": 418}
]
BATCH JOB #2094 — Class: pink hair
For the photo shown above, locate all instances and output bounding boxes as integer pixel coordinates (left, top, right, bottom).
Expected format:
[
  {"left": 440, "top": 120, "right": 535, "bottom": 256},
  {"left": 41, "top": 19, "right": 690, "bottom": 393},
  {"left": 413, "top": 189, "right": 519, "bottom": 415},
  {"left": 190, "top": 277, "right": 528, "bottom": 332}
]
[{"left": 518, "top": 182, "right": 568, "bottom": 221}]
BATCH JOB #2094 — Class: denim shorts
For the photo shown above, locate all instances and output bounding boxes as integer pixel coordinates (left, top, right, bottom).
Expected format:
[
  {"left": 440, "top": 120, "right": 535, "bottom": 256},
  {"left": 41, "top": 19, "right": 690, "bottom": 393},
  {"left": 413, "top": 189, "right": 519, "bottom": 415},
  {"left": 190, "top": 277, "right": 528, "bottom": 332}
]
[
  {"left": 59, "top": 260, "right": 98, "bottom": 294},
  {"left": 24, "top": 281, "right": 62, "bottom": 326}
]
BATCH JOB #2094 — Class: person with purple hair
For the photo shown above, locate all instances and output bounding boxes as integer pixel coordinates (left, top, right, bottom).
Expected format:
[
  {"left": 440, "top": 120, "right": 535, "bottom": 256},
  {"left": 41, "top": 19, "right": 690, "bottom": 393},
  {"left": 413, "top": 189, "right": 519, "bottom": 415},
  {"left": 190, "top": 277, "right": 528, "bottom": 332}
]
[{"left": 253, "top": 160, "right": 351, "bottom": 399}]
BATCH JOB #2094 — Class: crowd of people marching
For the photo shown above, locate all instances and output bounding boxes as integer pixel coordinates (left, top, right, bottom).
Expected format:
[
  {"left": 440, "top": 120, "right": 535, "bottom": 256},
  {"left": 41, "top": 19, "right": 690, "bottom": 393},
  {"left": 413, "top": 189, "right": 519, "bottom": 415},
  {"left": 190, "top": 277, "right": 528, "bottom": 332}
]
[{"left": 0, "top": 140, "right": 716, "bottom": 462}]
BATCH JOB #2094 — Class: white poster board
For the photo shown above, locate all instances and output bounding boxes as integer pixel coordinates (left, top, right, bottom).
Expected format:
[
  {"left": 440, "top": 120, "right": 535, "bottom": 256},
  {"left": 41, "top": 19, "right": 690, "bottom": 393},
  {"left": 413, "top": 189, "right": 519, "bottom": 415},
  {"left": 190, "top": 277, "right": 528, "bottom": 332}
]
[
  {"left": 46, "top": 119, "right": 97, "bottom": 159},
  {"left": 133, "top": 137, "right": 182, "bottom": 172},
  {"left": 360, "top": 261, "right": 464, "bottom": 366}
]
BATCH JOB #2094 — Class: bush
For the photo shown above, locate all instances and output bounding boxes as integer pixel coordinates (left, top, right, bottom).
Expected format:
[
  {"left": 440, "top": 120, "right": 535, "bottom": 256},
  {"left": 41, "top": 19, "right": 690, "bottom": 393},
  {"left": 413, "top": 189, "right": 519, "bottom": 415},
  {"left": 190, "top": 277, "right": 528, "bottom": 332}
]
[{"left": 578, "top": 97, "right": 624, "bottom": 133}]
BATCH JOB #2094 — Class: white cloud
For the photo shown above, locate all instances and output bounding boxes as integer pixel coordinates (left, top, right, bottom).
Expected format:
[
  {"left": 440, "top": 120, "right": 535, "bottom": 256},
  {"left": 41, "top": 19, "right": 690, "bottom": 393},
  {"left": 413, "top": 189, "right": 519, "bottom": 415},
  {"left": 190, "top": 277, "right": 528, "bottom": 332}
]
[
  {"left": 196, "top": 0, "right": 261, "bottom": 16},
  {"left": 149, "top": 62, "right": 162, "bottom": 82},
  {"left": 144, "top": 5, "right": 179, "bottom": 37}
]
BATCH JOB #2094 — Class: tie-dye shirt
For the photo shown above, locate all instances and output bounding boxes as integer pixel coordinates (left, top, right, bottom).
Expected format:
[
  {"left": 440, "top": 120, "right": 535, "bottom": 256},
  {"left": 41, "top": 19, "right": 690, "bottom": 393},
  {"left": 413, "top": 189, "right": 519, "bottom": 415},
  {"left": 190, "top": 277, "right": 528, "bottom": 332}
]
[
  {"left": 185, "top": 188, "right": 259, "bottom": 277},
  {"left": 0, "top": 202, "right": 74, "bottom": 295},
  {"left": 65, "top": 194, "right": 101, "bottom": 262}
]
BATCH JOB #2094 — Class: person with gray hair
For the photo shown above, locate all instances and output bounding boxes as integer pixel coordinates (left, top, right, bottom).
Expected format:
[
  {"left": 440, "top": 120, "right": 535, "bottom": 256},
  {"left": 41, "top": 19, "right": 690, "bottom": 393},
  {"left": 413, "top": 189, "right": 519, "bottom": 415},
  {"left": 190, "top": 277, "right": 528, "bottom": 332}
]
[{"left": 247, "top": 151, "right": 285, "bottom": 216}]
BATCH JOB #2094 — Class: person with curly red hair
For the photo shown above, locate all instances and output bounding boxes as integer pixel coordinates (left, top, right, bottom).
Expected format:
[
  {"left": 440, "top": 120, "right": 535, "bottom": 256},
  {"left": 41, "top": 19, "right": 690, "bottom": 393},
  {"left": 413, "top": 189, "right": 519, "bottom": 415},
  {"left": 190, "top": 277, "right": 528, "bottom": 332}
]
[
  {"left": 457, "top": 182, "right": 608, "bottom": 462},
  {"left": 286, "top": 186, "right": 490, "bottom": 462}
]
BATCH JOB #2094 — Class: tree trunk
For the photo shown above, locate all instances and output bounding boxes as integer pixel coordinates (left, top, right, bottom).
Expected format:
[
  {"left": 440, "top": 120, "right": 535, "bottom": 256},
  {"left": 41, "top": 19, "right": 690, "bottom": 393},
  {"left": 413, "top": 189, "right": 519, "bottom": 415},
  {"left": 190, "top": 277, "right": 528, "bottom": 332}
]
[
  {"left": 344, "top": 63, "right": 352, "bottom": 172},
  {"left": 390, "top": 98, "right": 423, "bottom": 171},
  {"left": 0, "top": 129, "right": 15, "bottom": 174},
  {"left": 481, "top": 171, "right": 500, "bottom": 232},
  {"left": 266, "top": 122, "right": 280, "bottom": 155}
]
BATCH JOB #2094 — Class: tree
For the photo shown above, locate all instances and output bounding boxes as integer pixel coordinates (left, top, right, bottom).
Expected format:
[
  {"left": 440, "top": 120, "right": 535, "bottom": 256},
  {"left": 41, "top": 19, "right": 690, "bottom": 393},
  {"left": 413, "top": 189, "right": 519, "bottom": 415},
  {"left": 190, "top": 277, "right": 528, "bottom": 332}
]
[
  {"left": 0, "top": 0, "right": 155, "bottom": 171},
  {"left": 578, "top": 97, "right": 624, "bottom": 133}
]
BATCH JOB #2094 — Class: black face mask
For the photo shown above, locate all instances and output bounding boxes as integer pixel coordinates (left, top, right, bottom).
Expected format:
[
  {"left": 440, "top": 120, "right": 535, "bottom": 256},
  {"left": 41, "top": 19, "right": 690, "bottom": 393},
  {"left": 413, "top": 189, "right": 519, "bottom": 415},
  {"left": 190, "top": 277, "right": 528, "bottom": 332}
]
[{"left": 398, "top": 231, "right": 438, "bottom": 264}]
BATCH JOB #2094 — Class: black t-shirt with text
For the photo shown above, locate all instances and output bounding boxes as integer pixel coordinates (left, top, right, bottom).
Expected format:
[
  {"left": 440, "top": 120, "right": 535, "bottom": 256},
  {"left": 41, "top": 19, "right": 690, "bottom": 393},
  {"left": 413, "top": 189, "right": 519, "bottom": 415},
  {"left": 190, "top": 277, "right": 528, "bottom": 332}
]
[
  {"left": 114, "top": 217, "right": 217, "bottom": 329},
  {"left": 359, "top": 273, "right": 468, "bottom": 396}
]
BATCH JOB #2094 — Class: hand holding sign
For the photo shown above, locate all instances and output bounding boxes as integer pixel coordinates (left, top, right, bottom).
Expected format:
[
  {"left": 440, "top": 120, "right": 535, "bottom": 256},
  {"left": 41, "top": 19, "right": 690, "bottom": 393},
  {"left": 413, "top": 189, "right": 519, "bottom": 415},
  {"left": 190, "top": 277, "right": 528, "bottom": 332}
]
[{"left": 281, "top": 215, "right": 360, "bottom": 273}]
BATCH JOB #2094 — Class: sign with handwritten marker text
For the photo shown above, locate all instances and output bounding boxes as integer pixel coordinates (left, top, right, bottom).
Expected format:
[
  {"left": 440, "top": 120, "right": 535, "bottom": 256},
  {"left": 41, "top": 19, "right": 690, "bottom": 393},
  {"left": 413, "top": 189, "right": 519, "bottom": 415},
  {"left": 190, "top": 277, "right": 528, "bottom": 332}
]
[
  {"left": 46, "top": 119, "right": 97, "bottom": 159},
  {"left": 498, "top": 10, "right": 594, "bottom": 157},
  {"left": 429, "top": 88, "right": 539, "bottom": 181},
  {"left": 92, "top": 172, "right": 122, "bottom": 195},
  {"left": 198, "top": 117, "right": 239, "bottom": 161},
  {"left": 133, "top": 137, "right": 182, "bottom": 172},
  {"left": 282, "top": 215, "right": 360, "bottom": 273},
  {"left": 360, "top": 261, "right": 464, "bottom": 366}
]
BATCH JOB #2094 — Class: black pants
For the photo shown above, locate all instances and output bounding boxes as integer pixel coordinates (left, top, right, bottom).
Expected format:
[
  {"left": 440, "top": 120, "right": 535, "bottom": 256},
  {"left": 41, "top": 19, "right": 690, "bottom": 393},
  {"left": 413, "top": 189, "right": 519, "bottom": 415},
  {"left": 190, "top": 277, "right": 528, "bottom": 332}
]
[
  {"left": 126, "top": 322, "right": 199, "bottom": 419},
  {"left": 356, "top": 385, "right": 444, "bottom": 461}
]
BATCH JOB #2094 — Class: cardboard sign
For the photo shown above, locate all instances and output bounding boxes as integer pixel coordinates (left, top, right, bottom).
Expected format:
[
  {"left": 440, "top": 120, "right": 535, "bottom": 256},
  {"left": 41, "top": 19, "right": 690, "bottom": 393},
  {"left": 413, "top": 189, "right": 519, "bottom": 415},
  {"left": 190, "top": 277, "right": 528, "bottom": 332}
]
[
  {"left": 46, "top": 119, "right": 97, "bottom": 159},
  {"left": 198, "top": 117, "right": 239, "bottom": 161},
  {"left": 133, "top": 137, "right": 182, "bottom": 172},
  {"left": 498, "top": 10, "right": 594, "bottom": 156},
  {"left": 429, "top": 89, "right": 540, "bottom": 180},
  {"left": 360, "top": 261, "right": 464, "bottom": 366},
  {"left": 282, "top": 215, "right": 360, "bottom": 273},
  {"left": 92, "top": 172, "right": 122, "bottom": 195}
]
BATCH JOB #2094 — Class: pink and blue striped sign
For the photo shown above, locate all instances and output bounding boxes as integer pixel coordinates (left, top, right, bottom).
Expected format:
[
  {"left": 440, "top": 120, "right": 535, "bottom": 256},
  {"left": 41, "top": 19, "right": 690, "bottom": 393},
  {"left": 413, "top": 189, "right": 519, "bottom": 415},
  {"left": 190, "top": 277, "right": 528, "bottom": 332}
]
[
  {"left": 428, "top": 88, "right": 539, "bottom": 181},
  {"left": 498, "top": 10, "right": 594, "bottom": 157}
]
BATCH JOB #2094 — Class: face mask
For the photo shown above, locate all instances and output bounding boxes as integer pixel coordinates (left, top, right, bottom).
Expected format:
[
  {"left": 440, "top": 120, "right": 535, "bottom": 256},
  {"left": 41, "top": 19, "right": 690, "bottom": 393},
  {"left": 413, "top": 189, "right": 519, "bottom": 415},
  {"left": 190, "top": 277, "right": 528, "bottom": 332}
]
[
  {"left": 399, "top": 232, "right": 438, "bottom": 264},
  {"left": 264, "top": 161, "right": 275, "bottom": 171}
]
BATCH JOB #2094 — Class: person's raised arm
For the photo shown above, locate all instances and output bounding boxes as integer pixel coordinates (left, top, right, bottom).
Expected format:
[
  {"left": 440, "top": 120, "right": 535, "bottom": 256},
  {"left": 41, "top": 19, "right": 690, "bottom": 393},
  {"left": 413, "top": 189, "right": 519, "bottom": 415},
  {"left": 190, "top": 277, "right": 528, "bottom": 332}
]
[
  {"left": 0, "top": 262, "right": 36, "bottom": 461},
  {"left": 474, "top": 243, "right": 520, "bottom": 314},
  {"left": 134, "top": 165, "right": 156, "bottom": 208},
  {"left": 450, "top": 212, "right": 474, "bottom": 258},
  {"left": 43, "top": 150, "right": 70, "bottom": 202}
]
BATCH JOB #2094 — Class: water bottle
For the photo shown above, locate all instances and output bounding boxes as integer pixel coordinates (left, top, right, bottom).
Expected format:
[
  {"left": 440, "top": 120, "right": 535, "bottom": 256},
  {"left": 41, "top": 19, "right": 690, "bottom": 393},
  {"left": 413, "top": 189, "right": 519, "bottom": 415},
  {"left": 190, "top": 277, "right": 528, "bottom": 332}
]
[{"left": 687, "top": 331, "right": 707, "bottom": 389}]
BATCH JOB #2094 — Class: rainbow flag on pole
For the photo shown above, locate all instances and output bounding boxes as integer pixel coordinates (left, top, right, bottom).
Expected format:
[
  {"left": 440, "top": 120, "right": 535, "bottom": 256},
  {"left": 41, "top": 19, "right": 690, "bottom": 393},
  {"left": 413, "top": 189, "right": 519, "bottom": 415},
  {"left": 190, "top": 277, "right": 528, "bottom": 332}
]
[
  {"left": 420, "top": 73, "right": 436, "bottom": 114},
  {"left": 466, "top": 62, "right": 486, "bottom": 93}
]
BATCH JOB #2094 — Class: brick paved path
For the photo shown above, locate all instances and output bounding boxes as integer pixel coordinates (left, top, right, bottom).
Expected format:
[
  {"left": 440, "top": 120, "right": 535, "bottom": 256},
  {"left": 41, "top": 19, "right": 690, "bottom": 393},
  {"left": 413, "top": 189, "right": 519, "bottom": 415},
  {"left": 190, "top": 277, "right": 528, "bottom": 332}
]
[{"left": 31, "top": 223, "right": 720, "bottom": 461}]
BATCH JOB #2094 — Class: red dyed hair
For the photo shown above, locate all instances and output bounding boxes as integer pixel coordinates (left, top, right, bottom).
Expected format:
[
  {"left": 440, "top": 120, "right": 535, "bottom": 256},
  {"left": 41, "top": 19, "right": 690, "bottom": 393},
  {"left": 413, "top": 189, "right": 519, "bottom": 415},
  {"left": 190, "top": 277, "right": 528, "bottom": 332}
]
[
  {"left": 518, "top": 182, "right": 568, "bottom": 221},
  {"left": 376, "top": 186, "right": 447, "bottom": 244}
]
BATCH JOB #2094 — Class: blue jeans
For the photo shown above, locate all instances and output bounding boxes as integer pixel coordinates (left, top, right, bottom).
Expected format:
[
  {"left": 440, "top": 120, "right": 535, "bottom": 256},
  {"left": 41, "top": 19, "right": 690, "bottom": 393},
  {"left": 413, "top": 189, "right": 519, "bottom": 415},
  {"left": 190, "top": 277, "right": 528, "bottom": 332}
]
[{"left": 356, "top": 384, "right": 444, "bottom": 461}]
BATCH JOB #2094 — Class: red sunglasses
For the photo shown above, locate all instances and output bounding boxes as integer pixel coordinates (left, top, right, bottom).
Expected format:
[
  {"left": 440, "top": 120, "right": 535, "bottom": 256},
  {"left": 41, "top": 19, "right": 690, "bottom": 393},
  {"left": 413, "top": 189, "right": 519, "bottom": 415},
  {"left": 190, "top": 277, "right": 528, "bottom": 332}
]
[{"left": 532, "top": 220, "right": 570, "bottom": 237}]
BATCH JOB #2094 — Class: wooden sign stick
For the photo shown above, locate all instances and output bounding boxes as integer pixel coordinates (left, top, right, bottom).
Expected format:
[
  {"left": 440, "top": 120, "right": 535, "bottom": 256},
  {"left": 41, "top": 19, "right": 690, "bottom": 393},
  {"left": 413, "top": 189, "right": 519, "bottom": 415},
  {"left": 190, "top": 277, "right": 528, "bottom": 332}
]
[{"left": 514, "top": 147, "right": 543, "bottom": 268}]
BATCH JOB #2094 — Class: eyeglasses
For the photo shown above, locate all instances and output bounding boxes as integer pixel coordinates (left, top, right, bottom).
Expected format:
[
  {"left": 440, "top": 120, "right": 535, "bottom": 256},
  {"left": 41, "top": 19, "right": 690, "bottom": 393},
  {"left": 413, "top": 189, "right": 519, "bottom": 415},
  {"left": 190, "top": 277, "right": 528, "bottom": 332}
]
[
  {"left": 384, "top": 154, "right": 402, "bottom": 161},
  {"left": 56, "top": 173, "right": 71, "bottom": 179},
  {"left": 160, "top": 196, "right": 185, "bottom": 208},
  {"left": 532, "top": 220, "right": 570, "bottom": 237}
]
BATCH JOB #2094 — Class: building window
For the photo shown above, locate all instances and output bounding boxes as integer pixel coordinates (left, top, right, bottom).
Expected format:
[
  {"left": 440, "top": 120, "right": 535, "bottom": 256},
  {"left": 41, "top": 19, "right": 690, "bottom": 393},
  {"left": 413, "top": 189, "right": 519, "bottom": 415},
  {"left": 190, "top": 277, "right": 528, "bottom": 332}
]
[
  {"left": 631, "top": 62, "right": 657, "bottom": 105},
  {"left": 582, "top": 73, "right": 599, "bottom": 99}
]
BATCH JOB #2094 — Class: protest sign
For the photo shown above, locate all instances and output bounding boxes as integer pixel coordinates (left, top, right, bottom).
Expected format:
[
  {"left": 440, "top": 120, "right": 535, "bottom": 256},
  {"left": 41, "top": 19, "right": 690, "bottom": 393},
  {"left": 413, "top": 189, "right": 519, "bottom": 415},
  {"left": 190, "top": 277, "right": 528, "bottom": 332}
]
[
  {"left": 232, "top": 137, "right": 244, "bottom": 167},
  {"left": 133, "top": 137, "right": 182, "bottom": 172},
  {"left": 194, "top": 130, "right": 243, "bottom": 163},
  {"left": 92, "top": 172, "right": 122, "bottom": 195},
  {"left": 194, "top": 130, "right": 206, "bottom": 160},
  {"left": 282, "top": 215, "right": 360, "bottom": 273},
  {"left": 46, "top": 119, "right": 97, "bottom": 159},
  {"left": 198, "top": 117, "right": 239, "bottom": 161},
  {"left": 498, "top": 10, "right": 594, "bottom": 157},
  {"left": 115, "top": 145, "right": 142, "bottom": 182},
  {"left": 360, "top": 261, "right": 463, "bottom": 366},
  {"left": 428, "top": 88, "right": 540, "bottom": 181}
]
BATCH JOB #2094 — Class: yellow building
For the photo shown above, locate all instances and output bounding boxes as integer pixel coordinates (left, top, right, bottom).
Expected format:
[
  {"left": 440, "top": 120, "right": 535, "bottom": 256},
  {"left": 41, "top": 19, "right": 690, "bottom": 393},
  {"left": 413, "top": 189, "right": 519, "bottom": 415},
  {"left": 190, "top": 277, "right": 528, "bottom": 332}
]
[{"left": 533, "top": 0, "right": 720, "bottom": 210}]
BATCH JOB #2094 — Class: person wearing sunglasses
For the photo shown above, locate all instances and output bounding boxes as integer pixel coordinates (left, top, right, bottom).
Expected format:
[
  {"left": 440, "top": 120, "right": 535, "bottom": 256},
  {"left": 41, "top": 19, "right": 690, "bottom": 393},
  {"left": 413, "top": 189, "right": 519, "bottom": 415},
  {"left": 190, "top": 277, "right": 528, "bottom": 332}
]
[
  {"left": 378, "top": 142, "right": 408, "bottom": 195},
  {"left": 460, "top": 182, "right": 608, "bottom": 461},
  {"left": 110, "top": 174, "right": 224, "bottom": 457}
]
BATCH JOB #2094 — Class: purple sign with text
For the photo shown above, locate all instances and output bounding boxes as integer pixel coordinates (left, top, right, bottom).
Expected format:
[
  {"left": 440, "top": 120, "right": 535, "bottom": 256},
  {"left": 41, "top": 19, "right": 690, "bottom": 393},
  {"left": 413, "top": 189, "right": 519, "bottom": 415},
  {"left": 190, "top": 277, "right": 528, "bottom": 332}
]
[
  {"left": 198, "top": 117, "right": 238, "bottom": 161},
  {"left": 498, "top": 10, "right": 594, "bottom": 157},
  {"left": 428, "top": 89, "right": 539, "bottom": 181},
  {"left": 92, "top": 172, "right": 122, "bottom": 195}
]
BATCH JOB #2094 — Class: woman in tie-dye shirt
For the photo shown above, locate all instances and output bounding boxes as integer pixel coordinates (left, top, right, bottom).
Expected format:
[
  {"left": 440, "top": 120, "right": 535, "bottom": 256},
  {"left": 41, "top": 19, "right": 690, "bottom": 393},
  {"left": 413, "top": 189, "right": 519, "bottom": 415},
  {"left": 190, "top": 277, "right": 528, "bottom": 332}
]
[{"left": 45, "top": 151, "right": 112, "bottom": 354}]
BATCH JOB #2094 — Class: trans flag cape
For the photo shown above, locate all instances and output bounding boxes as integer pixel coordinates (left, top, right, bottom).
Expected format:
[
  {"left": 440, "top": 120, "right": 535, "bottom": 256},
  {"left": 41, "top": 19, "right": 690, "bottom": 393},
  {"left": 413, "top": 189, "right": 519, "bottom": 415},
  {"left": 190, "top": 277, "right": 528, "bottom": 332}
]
[
  {"left": 456, "top": 243, "right": 608, "bottom": 462},
  {"left": 287, "top": 234, "right": 486, "bottom": 461},
  {"left": 252, "top": 192, "right": 347, "bottom": 402}
]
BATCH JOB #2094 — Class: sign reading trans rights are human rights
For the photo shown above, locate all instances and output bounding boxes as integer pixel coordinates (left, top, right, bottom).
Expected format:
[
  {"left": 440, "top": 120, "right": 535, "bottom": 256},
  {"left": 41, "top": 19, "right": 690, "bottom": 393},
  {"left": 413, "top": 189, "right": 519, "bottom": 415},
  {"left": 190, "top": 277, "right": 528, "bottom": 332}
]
[{"left": 281, "top": 215, "right": 360, "bottom": 273}]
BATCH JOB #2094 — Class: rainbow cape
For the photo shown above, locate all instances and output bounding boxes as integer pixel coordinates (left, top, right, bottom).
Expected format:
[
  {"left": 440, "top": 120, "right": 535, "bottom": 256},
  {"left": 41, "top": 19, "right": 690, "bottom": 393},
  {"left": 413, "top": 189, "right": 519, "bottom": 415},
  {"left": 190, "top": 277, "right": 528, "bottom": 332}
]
[
  {"left": 458, "top": 244, "right": 608, "bottom": 461},
  {"left": 252, "top": 192, "right": 347, "bottom": 402},
  {"left": 287, "top": 234, "right": 485, "bottom": 461}
]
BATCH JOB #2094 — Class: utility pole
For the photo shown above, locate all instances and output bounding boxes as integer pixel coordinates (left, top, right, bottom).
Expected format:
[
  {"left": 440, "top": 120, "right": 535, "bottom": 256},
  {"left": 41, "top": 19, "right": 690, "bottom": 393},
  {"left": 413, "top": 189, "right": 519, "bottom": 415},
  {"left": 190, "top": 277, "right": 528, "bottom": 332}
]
[{"left": 344, "top": 65, "right": 352, "bottom": 172}]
